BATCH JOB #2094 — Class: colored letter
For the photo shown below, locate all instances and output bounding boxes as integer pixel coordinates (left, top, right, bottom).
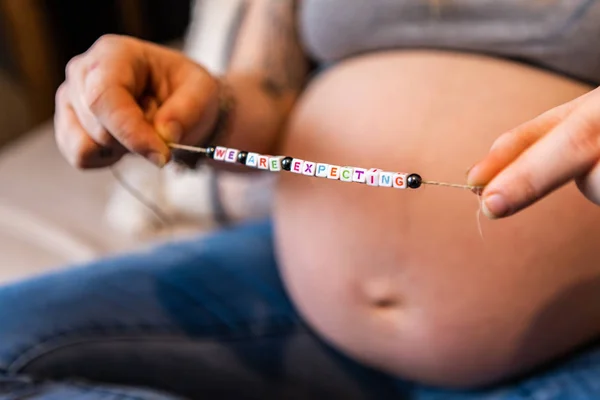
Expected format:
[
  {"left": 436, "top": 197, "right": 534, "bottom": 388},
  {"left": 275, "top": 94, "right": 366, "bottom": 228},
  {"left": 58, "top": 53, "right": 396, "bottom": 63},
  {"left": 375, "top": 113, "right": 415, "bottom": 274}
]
[
  {"left": 225, "top": 149, "right": 238, "bottom": 163},
  {"left": 258, "top": 156, "right": 268, "bottom": 169},
  {"left": 328, "top": 166, "right": 340, "bottom": 180},
  {"left": 353, "top": 169, "right": 365, "bottom": 182},
  {"left": 292, "top": 160, "right": 303, "bottom": 173},
  {"left": 316, "top": 164, "right": 328, "bottom": 178},
  {"left": 214, "top": 146, "right": 227, "bottom": 161},
  {"left": 304, "top": 162, "right": 315, "bottom": 175},
  {"left": 379, "top": 172, "right": 392, "bottom": 187},
  {"left": 246, "top": 153, "right": 257, "bottom": 167},
  {"left": 366, "top": 169, "right": 381, "bottom": 187},
  {"left": 340, "top": 167, "right": 353, "bottom": 182},
  {"left": 270, "top": 157, "right": 281, "bottom": 171},
  {"left": 393, "top": 173, "right": 407, "bottom": 189}
]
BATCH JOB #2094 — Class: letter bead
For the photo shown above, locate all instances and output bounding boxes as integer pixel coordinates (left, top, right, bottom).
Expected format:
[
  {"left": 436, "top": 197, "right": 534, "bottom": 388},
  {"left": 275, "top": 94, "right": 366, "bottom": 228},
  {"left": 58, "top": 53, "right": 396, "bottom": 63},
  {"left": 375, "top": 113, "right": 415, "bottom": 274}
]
[
  {"left": 315, "top": 163, "right": 329, "bottom": 178},
  {"left": 393, "top": 173, "right": 407, "bottom": 189},
  {"left": 270, "top": 157, "right": 282, "bottom": 171},
  {"left": 327, "top": 165, "right": 340, "bottom": 180},
  {"left": 366, "top": 169, "right": 381, "bottom": 186},
  {"left": 173, "top": 143, "right": 429, "bottom": 192},
  {"left": 379, "top": 172, "right": 393, "bottom": 187},
  {"left": 225, "top": 148, "right": 239, "bottom": 163},
  {"left": 303, "top": 161, "right": 316, "bottom": 176},
  {"left": 257, "top": 155, "right": 269, "bottom": 170},
  {"left": 246, "top": 153, "right": 259, "bottom": 167},
  {"left": 214, "top": 146, "right": 227, "bottom": 161},
  {"left": 340, "top": 167, "right": 353, "bottom": 182},
  {"left": 291, "top": 159, "right": 303, "bottom": 174},
  {"left": 353, "top": 168, "right": 367, "bottom": 183}
]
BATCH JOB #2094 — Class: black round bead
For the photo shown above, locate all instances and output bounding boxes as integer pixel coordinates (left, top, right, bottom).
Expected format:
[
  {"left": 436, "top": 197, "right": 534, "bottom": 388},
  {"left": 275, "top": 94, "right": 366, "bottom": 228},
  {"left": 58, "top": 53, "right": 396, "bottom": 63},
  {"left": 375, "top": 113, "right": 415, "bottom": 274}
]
[
  {"left": 281, "top": 157, "right": 293, "bottom": 171},
  {"left": 205, "top": 146, "right": 216, "bottom": 159},
  {"left": 237, "top": 151, "right": 248, "bottom": 164},
  {"left": 407, "top": 174, "right": 422, "bottom": 189}
]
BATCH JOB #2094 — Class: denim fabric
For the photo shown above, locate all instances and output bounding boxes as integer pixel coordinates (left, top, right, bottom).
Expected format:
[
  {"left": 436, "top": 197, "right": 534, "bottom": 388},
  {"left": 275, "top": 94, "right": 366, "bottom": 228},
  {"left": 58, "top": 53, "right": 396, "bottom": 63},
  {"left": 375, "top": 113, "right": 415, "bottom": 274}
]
[{"left": 0, "top": 218, "right": 598, "bottom": 399}]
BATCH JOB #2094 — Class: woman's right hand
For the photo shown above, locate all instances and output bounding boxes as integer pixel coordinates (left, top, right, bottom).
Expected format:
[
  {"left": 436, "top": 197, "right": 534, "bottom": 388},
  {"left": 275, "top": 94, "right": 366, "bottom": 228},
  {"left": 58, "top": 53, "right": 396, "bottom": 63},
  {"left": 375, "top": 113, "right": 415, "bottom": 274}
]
[{"left": 54, "top": 34, "right": 220, "bottom": 169}]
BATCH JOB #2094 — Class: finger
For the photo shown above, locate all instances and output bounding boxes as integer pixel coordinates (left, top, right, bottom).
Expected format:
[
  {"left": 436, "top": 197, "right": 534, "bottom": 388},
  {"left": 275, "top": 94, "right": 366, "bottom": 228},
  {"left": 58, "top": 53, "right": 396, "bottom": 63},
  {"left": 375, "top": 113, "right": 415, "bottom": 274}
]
[
  {"left": 479, "top": 104, "right": 600, "bottom": 219},
  {"left": 140, "top": 95, "right": 159, "bottom": 121},
  {"left": 467, "top": 100, "right": 578, "bottom": 187},
  {"left": 55, "top": 100, "right": 126, "bottom": 169},
  {"left": 152, "top": 66, "right": 219, "bottom": 145},
  {"left": 67, "top": 62, "right": 125, "bottom": 152},
  {"left": 576, "top": 159, "right": 600, "bottom": 205},
  {"left": 66, "top": 55, "right": 109, "bottom": 142},
  {"left": 84, "top": 67, "right": 170, "bottom": 167}
]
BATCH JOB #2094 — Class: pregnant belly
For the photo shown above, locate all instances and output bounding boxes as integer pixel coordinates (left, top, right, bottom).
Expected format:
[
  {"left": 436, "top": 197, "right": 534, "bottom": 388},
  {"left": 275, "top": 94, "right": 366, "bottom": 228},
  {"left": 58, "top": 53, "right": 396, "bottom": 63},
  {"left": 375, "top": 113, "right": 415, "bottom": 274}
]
[{"left": 272, "top": 51, "right": 600, "bottom": 387}]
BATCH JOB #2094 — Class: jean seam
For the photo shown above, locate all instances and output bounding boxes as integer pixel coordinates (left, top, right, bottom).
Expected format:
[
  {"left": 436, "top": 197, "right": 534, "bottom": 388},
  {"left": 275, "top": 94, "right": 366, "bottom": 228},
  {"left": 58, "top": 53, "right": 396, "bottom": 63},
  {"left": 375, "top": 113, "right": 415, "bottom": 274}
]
[{"left": 5, "top": 319, "right": 304, "bottom": 374}]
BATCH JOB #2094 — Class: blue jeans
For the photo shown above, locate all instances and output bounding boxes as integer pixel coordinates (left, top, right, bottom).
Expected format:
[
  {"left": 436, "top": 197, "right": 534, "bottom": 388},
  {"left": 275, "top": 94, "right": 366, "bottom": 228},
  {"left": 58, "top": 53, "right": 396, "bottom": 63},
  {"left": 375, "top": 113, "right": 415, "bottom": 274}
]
[{"left": 0, "top": 218, "right": 598, "bottom": 399}]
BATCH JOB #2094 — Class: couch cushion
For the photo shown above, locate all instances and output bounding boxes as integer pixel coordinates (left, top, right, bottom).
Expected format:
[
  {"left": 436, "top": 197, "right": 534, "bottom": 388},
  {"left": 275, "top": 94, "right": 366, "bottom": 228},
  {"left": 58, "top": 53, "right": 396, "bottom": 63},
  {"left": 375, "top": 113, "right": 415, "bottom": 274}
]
[{"left": 0, "top": 123, "right": 155, "bottom": 281}]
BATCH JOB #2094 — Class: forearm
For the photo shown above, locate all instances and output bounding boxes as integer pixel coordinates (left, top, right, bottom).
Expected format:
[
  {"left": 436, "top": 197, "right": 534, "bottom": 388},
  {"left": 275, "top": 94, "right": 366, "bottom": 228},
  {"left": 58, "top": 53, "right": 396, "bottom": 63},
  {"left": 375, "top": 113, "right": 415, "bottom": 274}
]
[
  {"left": 216, "top": 75, "right": 292, "bottom": 157},
  {"left": 213, "top": 0, "right": 309, "bottom": 157}
]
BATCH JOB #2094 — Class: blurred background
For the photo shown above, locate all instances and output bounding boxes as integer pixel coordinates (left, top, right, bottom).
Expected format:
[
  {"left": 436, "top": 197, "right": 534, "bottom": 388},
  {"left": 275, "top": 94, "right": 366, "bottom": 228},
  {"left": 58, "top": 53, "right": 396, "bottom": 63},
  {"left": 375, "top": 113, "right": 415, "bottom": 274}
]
[
  {"left": 0, "top": 0, "right": 191, "bottom": 147},
  {"left": 0, "top": 0, "right": 220, "bottom": 283}
]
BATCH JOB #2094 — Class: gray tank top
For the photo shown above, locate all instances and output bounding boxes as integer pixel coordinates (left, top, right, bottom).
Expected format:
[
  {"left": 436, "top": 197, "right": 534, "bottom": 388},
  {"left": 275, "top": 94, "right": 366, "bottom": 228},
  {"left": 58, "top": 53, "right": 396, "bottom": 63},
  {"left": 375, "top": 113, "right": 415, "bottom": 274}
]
[{"left": 299, "top": 0, "right": 600, "bottom": 84}]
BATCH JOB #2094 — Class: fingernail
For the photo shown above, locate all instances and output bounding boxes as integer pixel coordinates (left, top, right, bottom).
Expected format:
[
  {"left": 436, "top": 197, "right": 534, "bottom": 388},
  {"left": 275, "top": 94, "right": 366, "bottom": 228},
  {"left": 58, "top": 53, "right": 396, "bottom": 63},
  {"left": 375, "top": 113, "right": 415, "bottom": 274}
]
[
  {"left": 466, "top": 163, "right": 476, "bottom": 178},
  {"left": 482, "top": 193, "right": 510, "bottom": 219},
  {"left": 148, "top": 152, "right": 167, "bottom": 168},
  {"left": 466, "top": 166, "right": 482, "bottom": 187},
  {"left": 157, "top": 121, "right": 183, "bottom": 143}
]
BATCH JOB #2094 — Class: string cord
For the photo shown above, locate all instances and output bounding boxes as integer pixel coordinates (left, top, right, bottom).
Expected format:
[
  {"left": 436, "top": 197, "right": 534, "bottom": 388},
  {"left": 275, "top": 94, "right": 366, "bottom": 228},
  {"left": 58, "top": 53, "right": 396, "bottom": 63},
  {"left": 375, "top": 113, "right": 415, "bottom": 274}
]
[
  {"left": 107, "top": 143, "right": 485, "bottom": 236},
  {"left": 109, "top": 166, "right": 172, "bottom": 228},
  {"left": 421, "top": 180, "right": 482, "bottom": 191},
  {"left": 168, "top": 143, "right": 207, "bottom": 154},
  {"left": 167, "top": 143, "right": 484, "bottom": 192}
]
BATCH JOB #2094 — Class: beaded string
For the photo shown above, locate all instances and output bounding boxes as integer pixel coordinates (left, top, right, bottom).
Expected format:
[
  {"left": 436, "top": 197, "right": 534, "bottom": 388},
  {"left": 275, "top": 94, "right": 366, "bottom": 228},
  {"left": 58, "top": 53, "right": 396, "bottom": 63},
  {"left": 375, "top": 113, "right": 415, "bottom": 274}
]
[{"left": 168, "top": 143, "right": 483, "bottom": 192}]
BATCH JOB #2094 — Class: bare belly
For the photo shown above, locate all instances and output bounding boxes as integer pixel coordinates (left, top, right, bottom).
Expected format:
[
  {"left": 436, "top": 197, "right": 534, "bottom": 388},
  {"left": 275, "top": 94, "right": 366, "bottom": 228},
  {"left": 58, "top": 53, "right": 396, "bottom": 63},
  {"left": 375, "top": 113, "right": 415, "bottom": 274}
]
[{"left": 273, "top": 51, "right": 600, "bottom": 387}]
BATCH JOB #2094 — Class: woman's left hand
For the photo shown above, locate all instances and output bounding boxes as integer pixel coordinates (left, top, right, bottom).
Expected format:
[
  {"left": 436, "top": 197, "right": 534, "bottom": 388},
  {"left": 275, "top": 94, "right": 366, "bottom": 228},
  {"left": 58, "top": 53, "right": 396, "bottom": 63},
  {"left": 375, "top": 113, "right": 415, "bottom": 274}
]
[{"left": 466, "top": 87, "right": 600, "bottom": 219}]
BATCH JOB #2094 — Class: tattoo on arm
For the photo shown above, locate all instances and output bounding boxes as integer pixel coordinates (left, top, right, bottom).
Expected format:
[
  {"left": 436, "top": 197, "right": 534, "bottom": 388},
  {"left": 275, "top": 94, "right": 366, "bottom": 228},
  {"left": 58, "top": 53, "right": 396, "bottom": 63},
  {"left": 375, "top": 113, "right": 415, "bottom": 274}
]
[{"left": 260, "top": 0, "right": 308, "bottom": 98}]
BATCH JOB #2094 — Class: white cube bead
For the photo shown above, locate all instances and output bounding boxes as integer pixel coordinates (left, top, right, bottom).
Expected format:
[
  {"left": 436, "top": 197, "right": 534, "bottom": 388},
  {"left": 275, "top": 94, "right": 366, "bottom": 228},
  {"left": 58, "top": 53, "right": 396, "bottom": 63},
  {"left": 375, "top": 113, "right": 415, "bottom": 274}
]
[
  {"left": 214, "top": 146, "right": 227, "bottom": 161},
  {"left": 366, "top": 169, "right": 381, "bottom": 186},
  {"left": 269, "top": 157, "right": 282, "bottom": 171},
  {"left": 302, "top": 161, "right": 316, "bottom": 176},
  {"left": 393, "top": 173, "right": 408, "bottom": 189},
  {"left": 353, "top": 168, "right": 367, "bottom": 183},
  {"left": 290, "top": 159, "right": 303, "bottom": 174},
  {"left": 379, "top": 172, "right": 393, "bottom": 187},
  {"left": 246, "top": 153, "right": 259, "bottom": 167},
  {"left": 224, "top": 148, "right": 239, "bottom": 163},
  {"left": 315, "top": 163, "right": 329, "bottom": 178},
  {"left": 340, "top": 167, "right": 353, "bottom": 182},
  {"left": 257, "top": 155, "right": 269, "bottom": 170},
  {"left": 327, "top": 165, "right": 341, "bottom": 180}
]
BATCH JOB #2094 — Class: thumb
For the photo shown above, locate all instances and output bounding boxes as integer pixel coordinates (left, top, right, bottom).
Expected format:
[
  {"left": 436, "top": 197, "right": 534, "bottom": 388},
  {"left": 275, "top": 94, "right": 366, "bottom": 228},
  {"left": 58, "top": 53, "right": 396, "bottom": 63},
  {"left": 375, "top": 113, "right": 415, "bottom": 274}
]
[{"left": 153, "top": 70, "right": 220, "bottom": 146}]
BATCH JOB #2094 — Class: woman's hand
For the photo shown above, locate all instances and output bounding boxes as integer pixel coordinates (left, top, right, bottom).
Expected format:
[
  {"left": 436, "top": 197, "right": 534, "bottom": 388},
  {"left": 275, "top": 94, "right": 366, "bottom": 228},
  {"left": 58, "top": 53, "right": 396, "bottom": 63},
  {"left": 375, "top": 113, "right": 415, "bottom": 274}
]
[
  {"left": 467, "top": 87, "right": 600, "bottom": 219},
  {"left": 54, "top": 34, "right": 220, "bottom": 169}
]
